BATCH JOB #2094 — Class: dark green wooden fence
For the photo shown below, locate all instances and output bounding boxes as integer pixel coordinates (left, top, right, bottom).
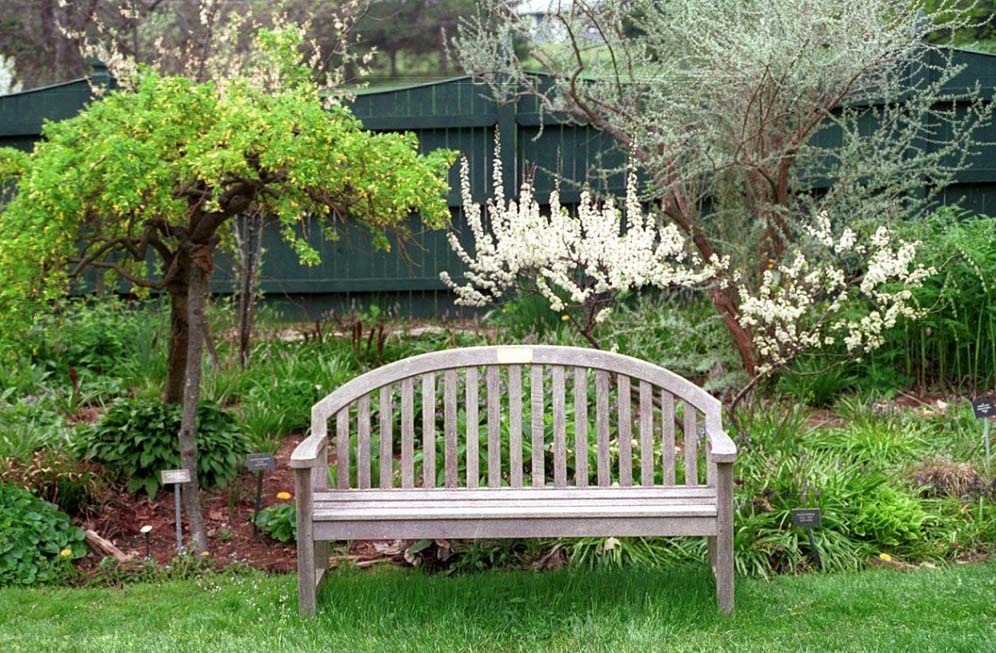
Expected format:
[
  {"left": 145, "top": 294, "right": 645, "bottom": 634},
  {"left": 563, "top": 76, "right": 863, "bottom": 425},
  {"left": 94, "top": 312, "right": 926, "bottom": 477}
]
[{"left": 3, "top": 49, "right": 996, "bottom": 317}]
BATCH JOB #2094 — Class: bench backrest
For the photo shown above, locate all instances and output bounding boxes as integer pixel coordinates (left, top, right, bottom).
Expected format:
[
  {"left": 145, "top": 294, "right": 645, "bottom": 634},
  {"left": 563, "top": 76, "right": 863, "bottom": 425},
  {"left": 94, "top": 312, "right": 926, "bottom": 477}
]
[{"left": 310, "top": 345, "right": 723, "bottom": 490}]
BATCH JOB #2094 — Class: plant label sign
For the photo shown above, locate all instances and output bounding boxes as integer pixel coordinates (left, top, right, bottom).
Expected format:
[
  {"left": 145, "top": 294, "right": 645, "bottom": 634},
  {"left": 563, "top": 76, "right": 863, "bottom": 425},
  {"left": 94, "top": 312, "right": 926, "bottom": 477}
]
[
  {"left": 972, "top": 397, "right": 995, "bottom": 419},
  {"left": 246, "top": 453, "right": 277, "bottom": 472},
  {"left": 790, "top": 508, "right": 822, "bottom": 528},
  {"left": 160, "top": 468, "right": 191, "bottom": 485}
]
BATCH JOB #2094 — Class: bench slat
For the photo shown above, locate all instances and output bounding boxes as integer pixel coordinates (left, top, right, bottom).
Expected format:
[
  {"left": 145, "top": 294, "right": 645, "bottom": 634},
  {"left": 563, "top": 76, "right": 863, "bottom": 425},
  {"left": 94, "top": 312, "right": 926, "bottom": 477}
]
[
  {"left": 401, "top": 377, "right": 415, "bottom": 489},
  {"left": 508, "top": 365, "right": 523, "bottom": 487},
  {"left": 574, "top": 367, "right": 588, "bottom": 488},
  {"left": 315, "top": 486, "right": 717, "bottom": 501},
  {"left": 379, "top": 385, "right": 392, "bottom": 489},
  {"left": 336, "top": 409, "right": 349, "bottom": 490},
  {"left": 487, "top": 366, "right": 501, "bottom": 489},
  {"left": 684, "top": 400, "right": 698, "bottom": 486},
  {"left": 595, "top": 370, "right": 610, "bottom": 486},
  {"left": 444, "top": 369, "right": 458, "bottom": 488},
  {"left": 316, "top": 497, "right": 716, "bottom": 510},
  {"left": 465, "top": 367, "right": 479, "bottom": 488},
  {"left": 662, "top": 389, "right": 676, "bottom": 485},
  {"left": 640, "top": 380, "right": 653, "bottom": 486},
  {"left": 315, "top": 503, "right": 717, "bottom": 521},
  {"left": 530, "top": 365, "right": 544, "bottom": 487},
  {"left": 357, "top": 395, "right": 371, "bottom": 489},
  {"left": 315, "top": 517, "right": 718, "bottom": 540},
  {"left": 552, "top": 365, "right": 567, "bottom": 488},
  {"left": 618, "top": 374, "right": 632, "bottom": 486},
  {"left": 422, "top": 372, "right": 436, "bottom": 488}
]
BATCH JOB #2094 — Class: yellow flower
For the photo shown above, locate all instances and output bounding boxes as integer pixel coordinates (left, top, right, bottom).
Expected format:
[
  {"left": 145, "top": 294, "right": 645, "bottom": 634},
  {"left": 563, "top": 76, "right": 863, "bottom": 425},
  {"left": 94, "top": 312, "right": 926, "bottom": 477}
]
[
  {"left": 59, "top": 548, "right": 72, "bottom": 558},
  {"left": 878, "top": 553, "right": 892, "bottom": 562},
  {"left": 561, "top": 314, "right": 570, "bottom": 321},
  {"left": 201, "top": 551, "right": 210, "bottom": 557},
  {"left": 277, "top": 491, "right": 292, "bottom": 500}
]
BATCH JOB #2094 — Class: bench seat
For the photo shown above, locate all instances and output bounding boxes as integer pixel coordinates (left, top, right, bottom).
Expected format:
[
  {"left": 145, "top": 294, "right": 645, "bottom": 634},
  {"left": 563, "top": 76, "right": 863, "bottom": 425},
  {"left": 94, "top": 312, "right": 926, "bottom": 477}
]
[{"left": 311, "top": 487, "right": 718, "bottom": 539}]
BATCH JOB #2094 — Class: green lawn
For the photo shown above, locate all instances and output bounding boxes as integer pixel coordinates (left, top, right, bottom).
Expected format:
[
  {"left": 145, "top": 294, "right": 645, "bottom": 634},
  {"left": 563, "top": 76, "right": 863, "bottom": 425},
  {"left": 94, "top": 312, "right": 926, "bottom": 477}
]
[{"left": 1, "top": 563, "right": 994, "bottom": 652}]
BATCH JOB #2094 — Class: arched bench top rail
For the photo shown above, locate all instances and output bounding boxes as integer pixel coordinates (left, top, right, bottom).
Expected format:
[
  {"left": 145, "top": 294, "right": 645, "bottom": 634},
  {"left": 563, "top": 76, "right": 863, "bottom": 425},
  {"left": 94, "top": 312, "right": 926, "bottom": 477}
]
[{"left": 291, "top": 345, "right": 735, "bottom": 468}]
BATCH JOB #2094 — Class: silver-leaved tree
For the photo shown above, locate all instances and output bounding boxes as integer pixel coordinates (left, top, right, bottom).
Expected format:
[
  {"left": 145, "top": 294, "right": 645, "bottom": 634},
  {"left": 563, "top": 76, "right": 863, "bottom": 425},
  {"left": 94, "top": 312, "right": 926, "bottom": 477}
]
[{"left": 450, "top": 0, "right": 994, "bottom": 403}]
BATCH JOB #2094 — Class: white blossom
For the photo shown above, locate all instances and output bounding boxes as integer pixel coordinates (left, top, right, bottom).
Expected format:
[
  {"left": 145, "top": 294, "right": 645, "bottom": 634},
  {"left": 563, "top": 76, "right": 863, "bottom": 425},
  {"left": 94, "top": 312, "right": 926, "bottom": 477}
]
[{"left": 441, "top": 133, "right": 717, "bottom": 320}]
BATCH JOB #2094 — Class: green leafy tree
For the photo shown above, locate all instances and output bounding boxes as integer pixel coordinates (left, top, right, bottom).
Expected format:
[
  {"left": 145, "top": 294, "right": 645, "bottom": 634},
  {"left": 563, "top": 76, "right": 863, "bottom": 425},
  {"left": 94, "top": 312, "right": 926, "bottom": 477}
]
[{"left": 0, "top": 26, "right": 454, "bottom": 551}]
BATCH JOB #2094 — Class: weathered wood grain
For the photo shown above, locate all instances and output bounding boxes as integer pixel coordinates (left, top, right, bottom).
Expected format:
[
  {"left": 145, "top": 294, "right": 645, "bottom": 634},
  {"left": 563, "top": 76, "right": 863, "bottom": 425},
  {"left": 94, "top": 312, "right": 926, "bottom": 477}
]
[
  {"left": 465, "top": 367, "right": 479, "bottom": 488},
  {"left": 401, "top": 377, "right": 414, "bottom": 489},
  {"left": 662, "top": 389, "right": 676, "bottom": 486},
  {"left": 357, "top": 395, "right": 371, "bottom": 489},
  {"left": 574, "top": 367, "right": 589, "bottom": 488},
  {"left": 531, "top": 365, "right": 544, "bottom": 487},
  {"left": 444, "top": 369, "right": 458, "bottom": 488},
  {"left": 487, "top": 366, "right": 501, "bottom": 489},
  {"left": 422, "top": 372, "right": 436, "bottom": 488},
  {"left": 595, "top": 370, "right": 610, "bottom": 486},
  {"left": 379, "top": 386, "right": 392, "bottom": 489},
  {"left": 508, "top": 365, "right": 523, "bottom": 487},
  {"left": 639, "top": 381, "right": 654, "bottom": 486},
  {"left": 618, "top": 374, "right": 632, "bottom": 487},
  {"left": 552, "top": 365, "right": 567, "bottom": 488}
]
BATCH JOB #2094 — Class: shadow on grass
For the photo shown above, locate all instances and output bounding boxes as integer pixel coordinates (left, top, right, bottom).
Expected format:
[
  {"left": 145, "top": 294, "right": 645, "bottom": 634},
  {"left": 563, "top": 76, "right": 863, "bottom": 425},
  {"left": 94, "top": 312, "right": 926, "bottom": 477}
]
[{"left": 315, "top": 564, "right": 722, "bottom": 637}]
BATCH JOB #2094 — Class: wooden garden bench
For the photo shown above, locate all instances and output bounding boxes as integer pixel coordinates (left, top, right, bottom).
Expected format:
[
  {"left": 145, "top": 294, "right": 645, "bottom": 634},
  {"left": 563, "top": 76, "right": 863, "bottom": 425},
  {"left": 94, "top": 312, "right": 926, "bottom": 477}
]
[{"left": 290, "top": 345, "right": 737, "bottom": 615}]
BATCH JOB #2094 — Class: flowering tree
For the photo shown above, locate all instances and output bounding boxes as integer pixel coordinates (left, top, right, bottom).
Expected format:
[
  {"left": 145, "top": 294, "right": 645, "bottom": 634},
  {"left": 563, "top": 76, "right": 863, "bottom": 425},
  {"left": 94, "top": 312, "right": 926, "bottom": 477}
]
[
  {"left": 452, "top": 0, "right": 993, "bottom": 383},
  {"left": 443, "top": 142, "right": 932, "bottom": 400},
  {"left": 0, "top": 26, "right": 454, "bottom": 552}
]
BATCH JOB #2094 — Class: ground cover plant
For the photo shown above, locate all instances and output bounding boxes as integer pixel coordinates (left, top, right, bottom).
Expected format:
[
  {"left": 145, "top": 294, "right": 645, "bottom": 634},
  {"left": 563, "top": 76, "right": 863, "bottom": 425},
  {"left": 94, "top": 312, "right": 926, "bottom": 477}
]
[{"left": 0, "top": 483, "right": 85, "bottom": 586}]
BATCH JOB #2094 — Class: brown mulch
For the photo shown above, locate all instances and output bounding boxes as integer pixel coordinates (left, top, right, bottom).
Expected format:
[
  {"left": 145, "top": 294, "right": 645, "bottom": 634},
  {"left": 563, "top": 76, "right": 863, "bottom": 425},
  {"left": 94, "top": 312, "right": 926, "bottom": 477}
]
[{"left": 75, "top": 435, "right": 409, "bottom": 573}]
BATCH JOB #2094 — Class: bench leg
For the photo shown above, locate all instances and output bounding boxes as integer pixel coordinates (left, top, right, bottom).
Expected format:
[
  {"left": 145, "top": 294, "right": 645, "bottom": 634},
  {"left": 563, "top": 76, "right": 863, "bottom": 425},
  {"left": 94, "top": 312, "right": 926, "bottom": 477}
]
[
  {"left": 715, "top": 462, "right": 734, "bottom": 615},
  {"left": 296, "top": 468, "right": 317, "bottom": 616},
  {"left": 315, "top": 540, "right": 329, "bottom": 588}
]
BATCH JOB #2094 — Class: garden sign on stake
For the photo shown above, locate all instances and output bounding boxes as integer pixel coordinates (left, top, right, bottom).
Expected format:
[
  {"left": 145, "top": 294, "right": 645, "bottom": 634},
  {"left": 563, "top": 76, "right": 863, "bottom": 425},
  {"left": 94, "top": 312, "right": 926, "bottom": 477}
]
[
  {"left": 790, "top": 508, "right": 823, "bottom": 570},
  {"left": 246, "top": 454, "right": 277, "bottom": 534},
  {"left": 971, "top": 397, "right": 994, "bottom": 475},
  {"left": 160, "top": 468, "right": 191, "bottom": 553}
]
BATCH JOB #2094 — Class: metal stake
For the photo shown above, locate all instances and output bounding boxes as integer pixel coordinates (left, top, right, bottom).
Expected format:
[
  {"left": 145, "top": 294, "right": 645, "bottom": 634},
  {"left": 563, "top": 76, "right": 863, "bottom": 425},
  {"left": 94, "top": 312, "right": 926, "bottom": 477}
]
[
  {"left": 985, "top": 419, "right": 992, "bottom": 476},
  {"left": 252, "top": 471, "right": 264, "bottom": 535},
  {"left": 804, "top": 526, "right": 822, "bottom": 570},
  {"left": 174, "top": 484, "right": 184, "bottom": 553}
]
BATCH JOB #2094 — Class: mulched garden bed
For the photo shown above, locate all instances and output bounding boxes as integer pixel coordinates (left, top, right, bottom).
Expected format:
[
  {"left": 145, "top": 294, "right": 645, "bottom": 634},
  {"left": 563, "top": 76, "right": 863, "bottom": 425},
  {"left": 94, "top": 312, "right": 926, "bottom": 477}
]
[{"left": 75, "top": 434, "right": 408, "bottom": 574}]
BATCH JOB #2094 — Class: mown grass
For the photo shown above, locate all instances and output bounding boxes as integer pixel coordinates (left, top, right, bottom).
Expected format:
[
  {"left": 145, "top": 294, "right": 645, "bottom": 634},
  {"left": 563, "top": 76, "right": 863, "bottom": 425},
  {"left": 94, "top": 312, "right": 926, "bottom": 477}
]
[{"left": 1, "top": 564, "right": 993, "bottom": 652}]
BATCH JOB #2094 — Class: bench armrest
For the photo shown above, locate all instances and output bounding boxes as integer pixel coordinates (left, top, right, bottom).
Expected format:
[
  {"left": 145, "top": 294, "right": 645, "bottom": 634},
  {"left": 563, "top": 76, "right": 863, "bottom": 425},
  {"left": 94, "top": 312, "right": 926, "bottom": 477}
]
[
  {"left": 706, "top": 423, "right": 737, "bottom": 463},
  {"left": 291, "top": 431, "right": 326, "bottom": 469}
]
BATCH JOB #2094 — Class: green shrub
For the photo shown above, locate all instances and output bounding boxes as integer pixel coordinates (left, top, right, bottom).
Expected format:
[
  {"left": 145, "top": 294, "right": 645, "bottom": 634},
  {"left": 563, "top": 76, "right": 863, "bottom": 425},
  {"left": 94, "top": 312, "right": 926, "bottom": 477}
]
[
  {"left": 851, "top": 484, "right": 927, "bottom": 546},
  {"left": 0, "top": 483, "right": 85, "bottom": 586},
  {"left": 255, "top": 502, "right": 296, "bottom": 543},
  {"left": 77, "top": 399, "right": 248, "bottom": 497},
  {"left": 27, "top": 297, "right": 159, "bottom": 376}
]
